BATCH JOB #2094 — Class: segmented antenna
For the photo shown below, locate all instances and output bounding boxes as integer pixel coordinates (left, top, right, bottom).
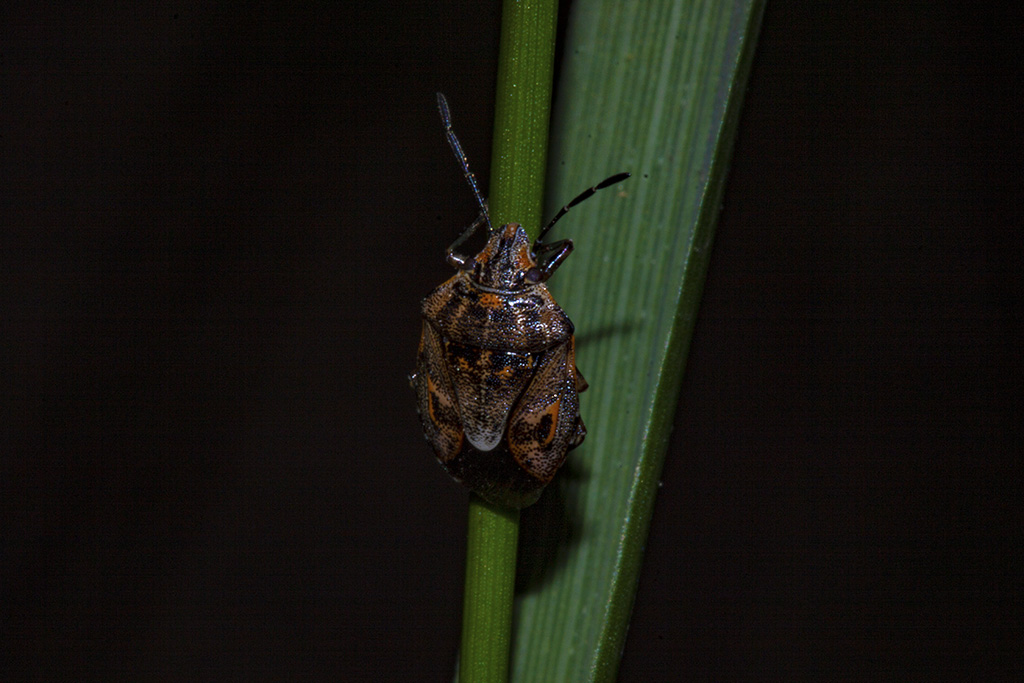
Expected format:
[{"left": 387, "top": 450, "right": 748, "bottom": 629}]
[
  {"left": 436, "top": 93, "right": 492, "bottom": 234},
  {"left": 536, "top": 172, "right": 631, "bottom": 244}
]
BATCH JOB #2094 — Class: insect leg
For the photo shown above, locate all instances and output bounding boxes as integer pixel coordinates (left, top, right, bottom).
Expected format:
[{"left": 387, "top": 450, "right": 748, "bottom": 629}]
[
  {"left": 532, "top": 239, "right": 575, "bottom": 279},
  {"left": 446, "top": 204, "right": 489, "bottom": 269}
]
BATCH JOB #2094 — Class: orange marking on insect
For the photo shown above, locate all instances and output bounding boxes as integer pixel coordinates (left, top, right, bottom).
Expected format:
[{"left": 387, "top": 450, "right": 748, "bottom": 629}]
[
  {"left": 425, "top": 377, "right": 440, "bottom": 422},
  {"left": 478, "top": 292, "right": 502, "bottom": 309},
  {"left": 517, "top": 250, "right": 535, "bottom": 271},
  {"left": 426, "top": 376, "right": 451, "bottom": 421}
]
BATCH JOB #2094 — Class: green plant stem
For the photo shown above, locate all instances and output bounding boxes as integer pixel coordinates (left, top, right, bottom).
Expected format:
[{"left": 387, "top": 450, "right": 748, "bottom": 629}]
[
  {"left": 460, "top": 496, "right": 520, "bottom": 682},
  {"left": 487, "top": 0, "right": 559, "bottom": 237},
  {"left": 458, "top": 1, "right": 559, "bottom": 682}
]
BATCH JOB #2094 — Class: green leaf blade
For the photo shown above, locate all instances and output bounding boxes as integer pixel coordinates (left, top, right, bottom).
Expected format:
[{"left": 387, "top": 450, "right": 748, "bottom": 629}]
[{"left": 511, "top": 2, "right": 766, "bottom": 681}]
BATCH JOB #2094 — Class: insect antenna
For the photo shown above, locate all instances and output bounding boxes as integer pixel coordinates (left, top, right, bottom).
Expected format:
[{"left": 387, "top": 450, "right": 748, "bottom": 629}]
[
  {"left": 436, "top": 93, "right": 492, "bottom": 234},
  {"left": 536, "top": 172, "right": 631, "bottom": 245}
]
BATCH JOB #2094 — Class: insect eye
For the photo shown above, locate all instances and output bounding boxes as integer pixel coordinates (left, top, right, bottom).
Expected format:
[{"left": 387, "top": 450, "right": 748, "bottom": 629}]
[{"left": 525, "top": 267, "right": 544, "bottom": 283}]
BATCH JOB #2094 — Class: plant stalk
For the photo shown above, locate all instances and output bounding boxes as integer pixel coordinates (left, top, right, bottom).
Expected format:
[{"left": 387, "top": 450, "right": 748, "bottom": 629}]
[{"left": 458, "top": 0, "right": 559, "bottom": 681}]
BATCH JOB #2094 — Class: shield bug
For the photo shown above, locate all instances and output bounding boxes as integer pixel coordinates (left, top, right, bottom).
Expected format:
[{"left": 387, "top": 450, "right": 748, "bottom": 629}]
[{"left": 411, "top": 92, "right": 629, "bottom": 508}]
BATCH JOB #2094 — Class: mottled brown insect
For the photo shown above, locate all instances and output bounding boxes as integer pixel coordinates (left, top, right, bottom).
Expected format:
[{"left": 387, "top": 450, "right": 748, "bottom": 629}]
[{"left": 411, "top": 93, "right": 628, "bottom": 508}]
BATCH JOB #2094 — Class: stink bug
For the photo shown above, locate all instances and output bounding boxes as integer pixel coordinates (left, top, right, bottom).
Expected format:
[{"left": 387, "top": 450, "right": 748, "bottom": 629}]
[{"left": 411, "top": 93, "right": 629, "bottom": 508}]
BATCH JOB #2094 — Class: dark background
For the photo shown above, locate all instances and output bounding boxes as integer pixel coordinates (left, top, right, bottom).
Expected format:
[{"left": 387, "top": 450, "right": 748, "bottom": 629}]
[{"left": 4, "top": 2, "right": 1020, "bottom": 680}]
